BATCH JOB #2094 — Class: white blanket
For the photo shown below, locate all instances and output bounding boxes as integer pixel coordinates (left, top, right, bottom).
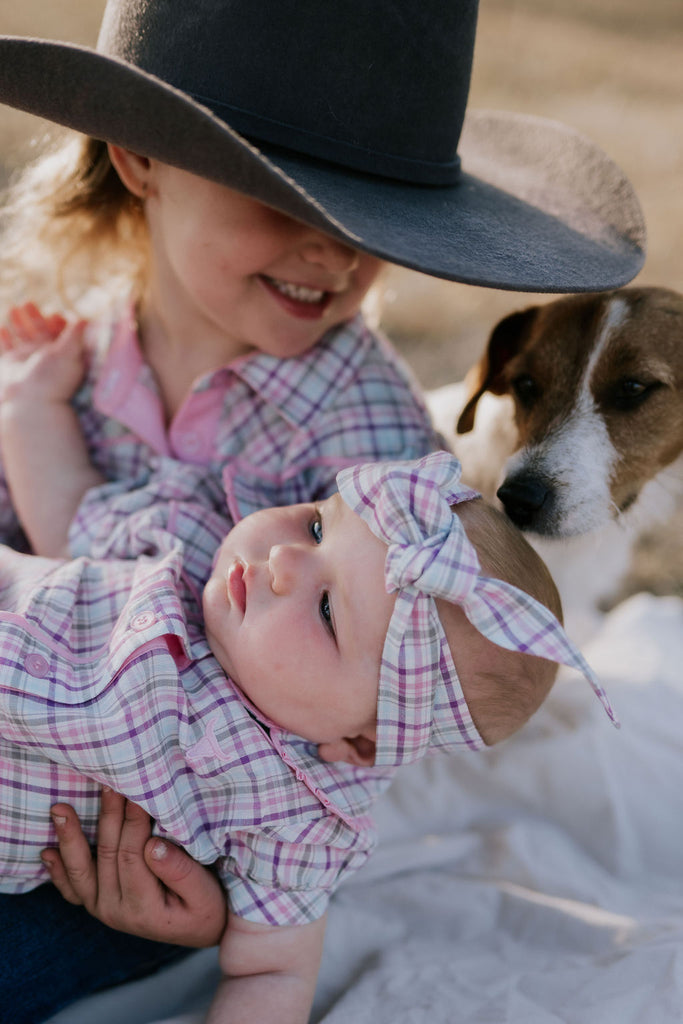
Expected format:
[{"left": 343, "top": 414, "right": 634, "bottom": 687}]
[{"left": 50, "top": 593, "right": 683, "bottom": 1024}]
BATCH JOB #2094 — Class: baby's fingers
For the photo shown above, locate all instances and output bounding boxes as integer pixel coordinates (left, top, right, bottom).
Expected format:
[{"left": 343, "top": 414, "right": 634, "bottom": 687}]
[
  {"left": 8, "top": 302, "right": 67, "bottom": 343},
  {"left": 45, "top": 311, "right": 69, "bottom": 337}
]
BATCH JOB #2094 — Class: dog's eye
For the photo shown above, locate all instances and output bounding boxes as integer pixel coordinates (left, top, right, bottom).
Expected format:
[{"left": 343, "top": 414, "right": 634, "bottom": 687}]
[
  {"left": 611, "top": 378, "right": 661, "bottom": 410},
  {"left": 512, "top": 374, "right": 538, "bottom": 407}
]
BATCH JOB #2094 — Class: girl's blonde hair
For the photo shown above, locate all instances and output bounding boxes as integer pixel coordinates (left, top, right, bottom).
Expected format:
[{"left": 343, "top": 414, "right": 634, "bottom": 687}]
[{"left": 0, "top": 133, "right": 148, "bottom": 315}]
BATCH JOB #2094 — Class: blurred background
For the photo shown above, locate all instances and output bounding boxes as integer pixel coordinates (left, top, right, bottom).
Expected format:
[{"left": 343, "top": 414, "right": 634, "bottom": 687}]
[{"left": 0, "top": 0, "right": 681, "bottom": 597}]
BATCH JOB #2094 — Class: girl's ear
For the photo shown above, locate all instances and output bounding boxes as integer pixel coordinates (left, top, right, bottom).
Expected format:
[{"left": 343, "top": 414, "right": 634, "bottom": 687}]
[
  {"left": 317, "top": 734, "right": 376, "bottom": 767},
  {"left": 107, "top": 144, "right": 153, "bottom": 199}
]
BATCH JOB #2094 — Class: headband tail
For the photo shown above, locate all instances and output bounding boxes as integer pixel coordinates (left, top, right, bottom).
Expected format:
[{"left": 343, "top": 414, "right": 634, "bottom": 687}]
[{"left": 466, "top": 577, "right": 620, "bottom": 726}]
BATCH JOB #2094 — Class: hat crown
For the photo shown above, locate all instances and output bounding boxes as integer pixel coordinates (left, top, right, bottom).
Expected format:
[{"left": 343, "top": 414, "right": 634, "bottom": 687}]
[{"left": 97, "top": 0, "right": 478, "bottom": 184}]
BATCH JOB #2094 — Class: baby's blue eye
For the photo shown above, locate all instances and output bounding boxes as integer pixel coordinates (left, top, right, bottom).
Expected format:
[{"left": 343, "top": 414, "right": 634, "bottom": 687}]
[
  {"left": 320, "top": 592, "right": 335, "bottom": 637},
  {"left": 310, "top": 515, "right": 323, "bottom": 544}
]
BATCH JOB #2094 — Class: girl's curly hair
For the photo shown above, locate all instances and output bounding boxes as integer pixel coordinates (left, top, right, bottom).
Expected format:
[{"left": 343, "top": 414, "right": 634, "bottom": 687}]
[{"left": 0, "top": 133, "right": 149, "bottom": 316}]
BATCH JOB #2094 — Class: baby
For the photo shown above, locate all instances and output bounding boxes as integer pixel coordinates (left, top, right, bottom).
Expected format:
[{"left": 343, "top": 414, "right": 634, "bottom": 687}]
[{"left": 0, "top": 335, "right": 616, "bottom": 1023}]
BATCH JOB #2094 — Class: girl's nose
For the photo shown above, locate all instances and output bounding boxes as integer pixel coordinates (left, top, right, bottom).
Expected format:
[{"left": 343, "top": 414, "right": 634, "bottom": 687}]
[
  {"left": 268, "top": 543, "right": 303, "bottom": 595},
  {"left": 299, "top": 231, "right": 360, "bottom": 274}
]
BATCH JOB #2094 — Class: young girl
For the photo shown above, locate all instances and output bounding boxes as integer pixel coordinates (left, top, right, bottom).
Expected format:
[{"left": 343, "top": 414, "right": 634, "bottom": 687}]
[
  {"left": 0, "top": 327, "right": 616, "bottom": 1024},
  {"left": 0, "top": 0, "right": 642, "bottom": 1016},
  {"left": 0, "top": 146, "right": 440, "bottom": 551}
]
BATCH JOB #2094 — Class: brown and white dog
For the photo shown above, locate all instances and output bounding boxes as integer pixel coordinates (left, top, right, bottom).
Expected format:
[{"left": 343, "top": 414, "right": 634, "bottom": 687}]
[{"left": 428, "top": 286, "right": 683, "bottom": 634}]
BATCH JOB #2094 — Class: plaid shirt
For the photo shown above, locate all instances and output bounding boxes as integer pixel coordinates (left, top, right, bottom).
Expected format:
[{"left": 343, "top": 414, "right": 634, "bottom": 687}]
[
  {"left": 0, "top": 462, "right": 396, "bottom": 925},
  {"left": 0, "top": 303, "right": 439, "bottom": 546}
]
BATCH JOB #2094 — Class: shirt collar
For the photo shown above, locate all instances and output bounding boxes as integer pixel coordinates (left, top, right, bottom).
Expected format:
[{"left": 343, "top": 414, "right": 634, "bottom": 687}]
[
  {"left": 94, "top": 307, "right": 373, "bottom": 431},
  {"left": 230, "top": 314, "right": 373, "bottom": 429},
  {"left": 235, "top": 690, "right": 396, "bottom": 823}
]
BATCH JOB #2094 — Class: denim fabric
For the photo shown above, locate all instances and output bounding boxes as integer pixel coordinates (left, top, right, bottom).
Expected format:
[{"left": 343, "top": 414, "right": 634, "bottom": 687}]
[{"left": 0, "top": 884, "right": 190, "bottom": 1024}]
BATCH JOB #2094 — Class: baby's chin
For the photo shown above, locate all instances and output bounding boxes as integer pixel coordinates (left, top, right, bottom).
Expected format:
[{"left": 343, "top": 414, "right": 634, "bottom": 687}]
[{"left": 201, "top": 600, "right": 236, "bottom": 681}]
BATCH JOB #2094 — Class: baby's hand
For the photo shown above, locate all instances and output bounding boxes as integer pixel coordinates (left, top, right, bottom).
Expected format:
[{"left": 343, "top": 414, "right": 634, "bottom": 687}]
[
  {"left": 1, "top": 301, "right": 68, "bottom": 346},
  {"left": 0, "top": 303, "right": 87, "bottom": 405}
]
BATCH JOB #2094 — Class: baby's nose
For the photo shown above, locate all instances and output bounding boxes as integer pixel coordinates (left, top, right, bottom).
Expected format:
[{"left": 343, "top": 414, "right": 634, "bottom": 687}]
[{"left": 268, "top": 543, "right": 302, "bottom": 594}]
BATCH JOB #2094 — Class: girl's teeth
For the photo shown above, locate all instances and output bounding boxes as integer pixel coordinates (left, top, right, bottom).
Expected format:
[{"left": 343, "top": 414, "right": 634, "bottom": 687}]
[{"left": 269, "top": 278, "right": 325, "bottom": 303}]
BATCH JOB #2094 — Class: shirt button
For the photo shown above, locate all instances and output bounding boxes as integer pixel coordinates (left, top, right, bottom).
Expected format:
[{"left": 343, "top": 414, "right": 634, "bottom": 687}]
[
  {"left": 25, "top": 653, "right": 50, "bottom": 678},
  {"left": 130, "top": 611, "right": 156, "bottom": 631}
]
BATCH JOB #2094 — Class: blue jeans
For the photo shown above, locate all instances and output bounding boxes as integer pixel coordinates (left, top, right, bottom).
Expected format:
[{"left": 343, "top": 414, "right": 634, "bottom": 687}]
[{"left": 0, "top": 884, "right": 191, "bottom": 1024}]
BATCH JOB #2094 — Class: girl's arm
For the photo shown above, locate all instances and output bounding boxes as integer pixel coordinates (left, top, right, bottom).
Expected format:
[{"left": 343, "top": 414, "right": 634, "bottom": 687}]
[
  {"left": 0, "top": 311, "right": 104, "bottom": 556},
  {"left": 208, "top": 911, "right": 326, "bottom": 1024}
]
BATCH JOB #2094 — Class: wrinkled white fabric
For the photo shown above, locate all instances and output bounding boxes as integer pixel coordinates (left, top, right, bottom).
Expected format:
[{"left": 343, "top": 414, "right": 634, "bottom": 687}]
[{"left": 51, "top": 593, "right": 683, "bottom": 1024}]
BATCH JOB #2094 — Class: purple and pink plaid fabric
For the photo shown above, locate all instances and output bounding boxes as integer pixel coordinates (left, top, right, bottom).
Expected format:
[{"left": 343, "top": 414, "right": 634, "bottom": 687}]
[
  {"left": 0, "top": 461, "right": 395, "bottom": 926},
  {"left": 0, "top": 300, "right": 437, "bottom": 926},
  {"left": 337, "top": 452, "right": 618, "bottom": 766},
  {"left": 0, "top": 301, "right": 438, "bottom": 547}
]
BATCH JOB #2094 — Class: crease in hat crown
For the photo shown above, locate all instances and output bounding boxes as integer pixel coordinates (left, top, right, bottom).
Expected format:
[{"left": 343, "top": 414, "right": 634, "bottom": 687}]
[
  {"left": 0, "top": 0, "right": 646, "bottom": 290},
  {"left": 95, "top": 0, "right": 476, "bottom": 186}
]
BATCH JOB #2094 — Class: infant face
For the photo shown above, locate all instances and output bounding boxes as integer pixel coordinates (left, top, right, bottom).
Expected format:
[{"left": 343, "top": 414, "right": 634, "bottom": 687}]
[{"left": 203, "top": 493, "right": 395, "bottom": 747}]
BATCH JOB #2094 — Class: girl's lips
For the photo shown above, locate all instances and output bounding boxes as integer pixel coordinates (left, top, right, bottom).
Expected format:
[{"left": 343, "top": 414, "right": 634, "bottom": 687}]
[
  {"left": 227, "top": 560, "right": 247, "bottom": 614},
  {"left": 259, "top": 274, "right": 334, "bottom": 320}
]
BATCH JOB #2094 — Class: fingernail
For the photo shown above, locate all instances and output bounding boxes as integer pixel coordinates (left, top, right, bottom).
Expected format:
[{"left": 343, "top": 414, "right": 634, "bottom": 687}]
[
  {"left": 51, "top": 814, "right": 67, "bottom": 828},
  {"left": 41, "top": 856, "right": 53, "bottom": 871},
  {"left": 150, "top": 840, "right": 167, "bottom": 860}
]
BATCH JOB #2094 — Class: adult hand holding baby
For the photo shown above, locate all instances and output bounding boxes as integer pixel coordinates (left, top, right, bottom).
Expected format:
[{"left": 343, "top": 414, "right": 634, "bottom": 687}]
[
  {"left": 45, "top": 794, "right": 325, "bottom": 1024},
  {"left": 43, "top": 788, "right": 226, "bottom": 947}
]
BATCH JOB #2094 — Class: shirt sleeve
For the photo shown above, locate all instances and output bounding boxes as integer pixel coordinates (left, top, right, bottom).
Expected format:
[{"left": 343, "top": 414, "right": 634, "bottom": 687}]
[
  {"left": 216, "top": 816, "right": 377, "bottom": 927},
  {"left": 68, "top": 458, "right": 230, "bottom": 569}
]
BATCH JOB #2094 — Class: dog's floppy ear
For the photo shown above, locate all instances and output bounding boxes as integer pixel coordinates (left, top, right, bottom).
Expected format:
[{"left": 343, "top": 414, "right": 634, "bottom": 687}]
[{"left": 457, "top": 307, "right": 539, "bottom": 434}]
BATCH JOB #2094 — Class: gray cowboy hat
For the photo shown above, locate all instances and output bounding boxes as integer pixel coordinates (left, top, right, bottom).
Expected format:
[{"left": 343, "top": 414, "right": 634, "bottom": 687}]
[{"left": 0, "top": 0, "right": 645, "bottom": 292}]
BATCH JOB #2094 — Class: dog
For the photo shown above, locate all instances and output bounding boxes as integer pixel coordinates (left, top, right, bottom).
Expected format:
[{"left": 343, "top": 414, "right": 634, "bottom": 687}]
[{"left": 428, "top": 286, "right": 683, "bottom": 637}]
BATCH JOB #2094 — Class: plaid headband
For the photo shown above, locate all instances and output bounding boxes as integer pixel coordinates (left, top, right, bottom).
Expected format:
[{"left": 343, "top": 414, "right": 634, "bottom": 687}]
[{"left": 336, "top": 452, "right": 618, "bottom": 767}]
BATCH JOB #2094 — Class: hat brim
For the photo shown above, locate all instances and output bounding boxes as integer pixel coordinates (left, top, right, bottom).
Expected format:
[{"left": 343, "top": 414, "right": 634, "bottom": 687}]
[{"left": 0, "top": 37, "right": 645, "bottom": 292}]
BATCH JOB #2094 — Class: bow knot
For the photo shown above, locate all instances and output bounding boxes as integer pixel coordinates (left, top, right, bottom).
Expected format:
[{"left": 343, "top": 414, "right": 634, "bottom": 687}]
[
  {"left": 336, "top": 452, "right": 618, "bottom": 767},
  {"left": 386, "top": 533, "right": 446, "bottom": 593},
  {"left": 385, "top": 527, "right": 479, "bottom": 609}
]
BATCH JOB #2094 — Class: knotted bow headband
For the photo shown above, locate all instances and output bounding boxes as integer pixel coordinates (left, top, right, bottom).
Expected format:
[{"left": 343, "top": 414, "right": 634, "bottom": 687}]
[{"left": 336, "top": 452, "right": 618, "bottom": 767}]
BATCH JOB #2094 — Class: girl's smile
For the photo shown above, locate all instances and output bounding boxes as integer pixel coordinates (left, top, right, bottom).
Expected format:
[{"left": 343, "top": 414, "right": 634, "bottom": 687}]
[
  {"left": 260, "top": 275, "right": 335, "bottom": 319},
  {"left": 112, "top": 151, "right": 384, "bottom": 368}
]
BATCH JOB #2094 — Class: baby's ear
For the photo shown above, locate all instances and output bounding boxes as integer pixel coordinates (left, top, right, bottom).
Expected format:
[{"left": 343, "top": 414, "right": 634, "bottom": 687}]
[{"left": 317, "top": 734, "right": 376, "bottom": 766}]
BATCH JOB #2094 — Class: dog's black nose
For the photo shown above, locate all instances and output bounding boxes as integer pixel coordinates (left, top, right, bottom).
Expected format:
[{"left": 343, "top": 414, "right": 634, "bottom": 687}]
[{"left": 497, "top": 477, "right": 549, "bottom": 529}]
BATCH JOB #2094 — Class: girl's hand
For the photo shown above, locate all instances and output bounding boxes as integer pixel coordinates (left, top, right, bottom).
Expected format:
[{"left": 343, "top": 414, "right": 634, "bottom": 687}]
[
  {"left": 41, "top": 789, "right": 226, "bottom": 947},
  {"left": 0, "top": 303, "right": 86, "bottom": 405},
  {"left": 0, "top": 301, "right": 67, "bottom": 346}
]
